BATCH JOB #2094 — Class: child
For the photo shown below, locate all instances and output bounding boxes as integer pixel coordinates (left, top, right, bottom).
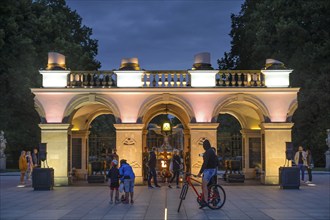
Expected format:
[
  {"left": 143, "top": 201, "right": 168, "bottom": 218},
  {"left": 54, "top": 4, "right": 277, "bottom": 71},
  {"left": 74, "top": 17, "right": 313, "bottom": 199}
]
[{"left": 107, "top": 160, "right": 120, "bottom": 204}]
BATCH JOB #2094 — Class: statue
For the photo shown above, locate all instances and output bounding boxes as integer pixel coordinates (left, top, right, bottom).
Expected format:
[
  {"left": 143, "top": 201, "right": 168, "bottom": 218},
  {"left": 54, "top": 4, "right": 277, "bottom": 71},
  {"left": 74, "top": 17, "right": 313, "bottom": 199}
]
[
  {"left": 0, "top": 131, "right": 7, "bottom": 158},
  {"left": 325, "top": 129, "right": 330, "bottom": 170},
  {"left": 0, "top": 131, "right": 7, "bottom": 170}
]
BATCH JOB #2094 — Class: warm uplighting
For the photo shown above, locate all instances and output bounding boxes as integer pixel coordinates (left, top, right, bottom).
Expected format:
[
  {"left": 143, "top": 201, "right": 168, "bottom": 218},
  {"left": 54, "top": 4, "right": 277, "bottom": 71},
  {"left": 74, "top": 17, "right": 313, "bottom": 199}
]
[{"left": 47, "top": 52, "right": 66, "bottom": 70}]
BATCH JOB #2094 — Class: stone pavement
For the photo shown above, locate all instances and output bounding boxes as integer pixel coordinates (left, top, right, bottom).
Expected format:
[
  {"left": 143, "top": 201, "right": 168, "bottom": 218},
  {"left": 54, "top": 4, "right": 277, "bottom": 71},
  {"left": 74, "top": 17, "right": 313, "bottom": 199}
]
[{"left": 0, "top": 173, "right": 329, "bottom": 220}]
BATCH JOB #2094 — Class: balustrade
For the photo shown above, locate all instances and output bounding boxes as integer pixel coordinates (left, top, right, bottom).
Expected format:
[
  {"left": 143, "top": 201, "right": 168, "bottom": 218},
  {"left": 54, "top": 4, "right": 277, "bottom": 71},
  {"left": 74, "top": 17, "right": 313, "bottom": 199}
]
[
  {"left": 68, "top": 71, "right": 116, "bottom": 88},
  {"left": 66, "top": 70, "right": 265, "bottom": 88},
  {"left": 215, "top": 70, "right": 264, "bottom": 87},
  {"left": 142, "top": 71, "right": 191, "bottom": 88}
]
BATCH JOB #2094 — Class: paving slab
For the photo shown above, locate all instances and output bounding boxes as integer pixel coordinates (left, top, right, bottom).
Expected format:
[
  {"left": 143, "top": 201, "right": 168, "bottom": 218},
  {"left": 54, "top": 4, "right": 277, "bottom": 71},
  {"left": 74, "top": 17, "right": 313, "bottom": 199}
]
[{"left": 1, "top": 173, "right": 329, "bottom": 220}]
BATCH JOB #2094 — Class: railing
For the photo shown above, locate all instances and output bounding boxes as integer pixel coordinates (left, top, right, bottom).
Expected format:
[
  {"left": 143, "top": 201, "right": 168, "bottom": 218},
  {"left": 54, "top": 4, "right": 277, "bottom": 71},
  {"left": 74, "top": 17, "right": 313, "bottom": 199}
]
[
  {"left": 215, "top": 70, "right": 264, "bottom": 87},
  {"left": 67, "top": 71, "right": 116, "bottom": 88},
  {"left": 66, "top": 70, "right": 265, "bottom": 88},
  {"left": 142, "top": 71, "right": 190, "bottom": 87}
]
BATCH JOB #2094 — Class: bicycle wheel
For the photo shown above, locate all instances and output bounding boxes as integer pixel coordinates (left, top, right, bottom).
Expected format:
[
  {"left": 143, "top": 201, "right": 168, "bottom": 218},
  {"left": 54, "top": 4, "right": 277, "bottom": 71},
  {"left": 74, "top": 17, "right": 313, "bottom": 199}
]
[
  {"left": 207, "top": 184, "right": 226, "bottom": 210},
  {"left": 177, "top": 183, "right": 189, "bottom": 212}
]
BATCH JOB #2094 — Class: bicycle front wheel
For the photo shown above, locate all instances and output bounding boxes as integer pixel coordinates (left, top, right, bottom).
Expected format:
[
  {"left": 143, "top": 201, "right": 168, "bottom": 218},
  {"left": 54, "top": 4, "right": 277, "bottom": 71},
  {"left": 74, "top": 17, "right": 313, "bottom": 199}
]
[
  {"left": 207, "top": 184, "right": 226, "bottom": 210},
  {"left": 177, "top": 183, "right": 189, "bottom": 212}
]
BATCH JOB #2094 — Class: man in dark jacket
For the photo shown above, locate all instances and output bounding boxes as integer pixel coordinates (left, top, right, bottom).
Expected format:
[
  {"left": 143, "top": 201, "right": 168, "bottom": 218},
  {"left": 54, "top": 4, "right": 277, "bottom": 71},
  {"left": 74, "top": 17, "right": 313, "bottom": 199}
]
[
  {"left": 147, "top": 147, "right": 161, "bottom": 188},
  {"left": 197, "top": 140, "right": 218, "bottom": 208}
]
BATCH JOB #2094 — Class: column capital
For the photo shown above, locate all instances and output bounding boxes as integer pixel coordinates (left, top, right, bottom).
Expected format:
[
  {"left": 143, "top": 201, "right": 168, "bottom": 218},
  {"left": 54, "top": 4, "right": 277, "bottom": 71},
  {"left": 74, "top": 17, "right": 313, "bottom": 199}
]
[
  {"left": 188, "top": 122, "right": 219, "bottom": 130},
  {"left": 39, "top": 123, "right": 71, "bottom": 130},
  {"left": 114, "top": 123, "right": 145, "bottom": 131},
  {"left": 260, "top": 122, "right": 293, "bottom": 130},
  {"left": 71, "top": 130, "right": 90, "bottom": 137},
  {"left": 240, "top": 128, "right": 261, "bottom": 135}
]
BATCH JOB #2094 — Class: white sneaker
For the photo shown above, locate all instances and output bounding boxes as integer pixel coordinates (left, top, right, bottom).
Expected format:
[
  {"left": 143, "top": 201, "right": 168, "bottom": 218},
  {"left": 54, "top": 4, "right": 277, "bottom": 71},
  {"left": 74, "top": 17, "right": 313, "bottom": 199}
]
[{"left": 305, "top": 181, "right": 312, "bottom": 184}]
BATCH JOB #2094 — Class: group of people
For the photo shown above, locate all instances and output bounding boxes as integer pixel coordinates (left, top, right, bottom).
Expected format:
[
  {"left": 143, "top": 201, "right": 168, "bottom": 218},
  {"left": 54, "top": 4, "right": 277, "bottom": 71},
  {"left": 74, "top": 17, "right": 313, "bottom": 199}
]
[
  {"left": 107, "top": 159, "right": 135, "bottom": 204},
  {"left": 146, "top": 147, "right": 184, "bottom": 189},
  {"left": 294, "top": 146, "right": 313, "bottom": 184},
  {"left": 18, "top": 148, "right": 39, "bottom": 185}
]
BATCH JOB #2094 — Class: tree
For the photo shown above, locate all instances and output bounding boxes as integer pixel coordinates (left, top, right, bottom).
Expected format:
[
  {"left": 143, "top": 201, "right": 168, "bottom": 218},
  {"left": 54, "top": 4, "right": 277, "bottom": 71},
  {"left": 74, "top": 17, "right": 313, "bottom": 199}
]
[
  {"left": 218, "top": 0, "right": 330, "bottom": 166},
  {"left": 0, "top": 0, "right": 100, "bottom": 168}
]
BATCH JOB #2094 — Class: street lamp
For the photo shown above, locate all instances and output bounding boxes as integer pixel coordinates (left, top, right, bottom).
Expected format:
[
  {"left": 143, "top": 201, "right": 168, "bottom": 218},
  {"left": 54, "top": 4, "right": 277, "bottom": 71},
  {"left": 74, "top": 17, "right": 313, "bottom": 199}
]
[{"left": 161, "top": 105, "right": 172, "bottom": 136}]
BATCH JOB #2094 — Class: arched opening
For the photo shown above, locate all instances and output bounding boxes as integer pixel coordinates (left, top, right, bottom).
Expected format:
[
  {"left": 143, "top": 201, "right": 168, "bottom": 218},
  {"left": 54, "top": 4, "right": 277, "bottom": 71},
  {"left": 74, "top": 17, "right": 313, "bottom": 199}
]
[
  {"left": 143, "top": 113, "right": 185, "bottom": 183},
  {"left": 217, "top": 113, "right": 242, "bottom": 170},
  {"left": 87, "top": 114, "right": 116, "bottom": 178},
  {"left": 66, "top": 99, "right": 119, "bottom": 182},
  {"left": 214, "top": 94, "right": 267, "bottom": 179}
]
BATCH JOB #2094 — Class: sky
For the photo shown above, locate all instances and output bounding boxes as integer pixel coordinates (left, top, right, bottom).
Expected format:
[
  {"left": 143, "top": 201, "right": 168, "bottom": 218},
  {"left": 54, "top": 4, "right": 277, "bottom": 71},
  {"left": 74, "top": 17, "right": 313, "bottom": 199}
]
[{"left": 66, "top": 0, "right": 244, "bottom": 70}]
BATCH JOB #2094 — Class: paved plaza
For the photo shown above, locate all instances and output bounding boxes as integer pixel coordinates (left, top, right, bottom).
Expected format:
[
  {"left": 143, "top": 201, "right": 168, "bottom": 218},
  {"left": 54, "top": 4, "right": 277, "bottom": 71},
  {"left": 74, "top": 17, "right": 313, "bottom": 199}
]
[{"left": 0, "top": 172, "right": 329, "bottom": 220}]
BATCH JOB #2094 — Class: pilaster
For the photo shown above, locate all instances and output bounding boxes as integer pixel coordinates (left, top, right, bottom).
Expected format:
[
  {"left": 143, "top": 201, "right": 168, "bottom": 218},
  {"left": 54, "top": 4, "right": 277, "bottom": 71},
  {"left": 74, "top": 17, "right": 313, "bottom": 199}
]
[
  {"left": 39, "top": 123, "right": 71, "bottom": 186},
  {"left": 114, "top": 124, "right": 144, "bottom": 184},
  {"left": 188, "top": 123, "right": 219, "bottom": 175},
  {"left": 260, "top": 123, "right": 293, "bottom": 184}
]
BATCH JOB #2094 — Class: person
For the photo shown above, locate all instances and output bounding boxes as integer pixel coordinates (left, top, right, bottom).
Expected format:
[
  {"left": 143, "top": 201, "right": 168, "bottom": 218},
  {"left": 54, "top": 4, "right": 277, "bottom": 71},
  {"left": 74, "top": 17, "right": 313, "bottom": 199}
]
[
  {"left": 119, "top": 159, "right": 135, "bottom": 204},
  {"left": 306, "top": 149, "right": 313, "bottom": 184},
  {"left": 294, "top": 146, "right": 307, "bottom": 182},
  {"left": 107, "top": 159, "right": 120, "bottom": 204},
  {"left": 142, "top": 147, "right": 149, "bottom": 181},
  {"left": 32, "top": 148, "right": 39, "bottom": 167},
  {"left": 18, "top": 151, "right": 27, "bottom": 185},
  {"left": 197, "top": 140, "right": 218, "bottom": 208},
  {"left": 168, "top": 149, "right": 182, "bottom": 189},
  {"left": 112, "top": 149, "right": 119, "bottom": 162},
  {"left": 26, "top": 151, "right": 33, "bottom": 181},
  {"left": 147, "top": 147, "right": 161, "bottom": 188}
]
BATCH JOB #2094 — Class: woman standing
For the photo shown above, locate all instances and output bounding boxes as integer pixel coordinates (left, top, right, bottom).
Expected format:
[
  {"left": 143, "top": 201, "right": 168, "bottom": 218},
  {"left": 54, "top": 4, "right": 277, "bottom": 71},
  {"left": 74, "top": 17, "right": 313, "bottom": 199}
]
[
  {"left": 18, "top": 151, "right": 27, "bottom": 185},
  {"left": 26, "top": 151, "right": 33, "bottom": 181},
  {"left": 294, "top": 146, "right": 307, "bottom": 182}
]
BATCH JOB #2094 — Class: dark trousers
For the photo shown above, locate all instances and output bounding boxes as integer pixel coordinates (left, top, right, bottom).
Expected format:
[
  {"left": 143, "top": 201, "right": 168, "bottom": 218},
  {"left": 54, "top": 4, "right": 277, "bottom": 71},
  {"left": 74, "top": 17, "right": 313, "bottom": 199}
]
[
  {"left": 169, "top": 170, "right": 180, "bottom": 186},
  {"left": 148, "top": 167, "right": 158, "bottom": 186},
  {"left": 307, "top": 167, "right": 312, "bottom": 182}
]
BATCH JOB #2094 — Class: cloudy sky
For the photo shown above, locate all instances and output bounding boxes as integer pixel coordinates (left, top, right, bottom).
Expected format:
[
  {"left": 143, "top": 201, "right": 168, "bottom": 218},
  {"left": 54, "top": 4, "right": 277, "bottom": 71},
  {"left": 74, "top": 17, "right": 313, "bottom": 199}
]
[{"left": 66, "top": 0, "right": 244, "bottom": 70}]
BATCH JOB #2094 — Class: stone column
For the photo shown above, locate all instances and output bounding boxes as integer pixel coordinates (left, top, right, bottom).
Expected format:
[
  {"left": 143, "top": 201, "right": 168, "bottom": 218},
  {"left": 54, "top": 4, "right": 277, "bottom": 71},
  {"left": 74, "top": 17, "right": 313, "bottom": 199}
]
[
  {"left": 260, "top": 123, "right": 293, "bottom": 184},
  {"left": 39, "top": 123, "right": 71, "bottom": 186},
  {"left": 240, "top": 129, "right": 262, "bottom": 179},
  {"left": 114, "top": 124, "right": 144, "bottom": 184},
  {"left": 188, "top": 123, "right": 219, "bottom": 175},
  {"left": 71, "top": 130, "right": 90, "bottom": 180}
]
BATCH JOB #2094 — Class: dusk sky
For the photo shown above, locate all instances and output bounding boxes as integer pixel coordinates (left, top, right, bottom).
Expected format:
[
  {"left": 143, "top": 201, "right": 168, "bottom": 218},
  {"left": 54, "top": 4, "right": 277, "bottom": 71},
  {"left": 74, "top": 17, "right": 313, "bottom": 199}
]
[{"left": 66, "top": 0, "right": 244, "bottom": 70}]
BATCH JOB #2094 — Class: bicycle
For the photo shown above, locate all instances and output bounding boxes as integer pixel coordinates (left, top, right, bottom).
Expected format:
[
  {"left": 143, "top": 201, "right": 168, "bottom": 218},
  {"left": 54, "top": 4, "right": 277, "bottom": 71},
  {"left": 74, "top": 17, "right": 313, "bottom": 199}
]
[{"left": 177, "top": 172, "right": 226, "bottom": 212}]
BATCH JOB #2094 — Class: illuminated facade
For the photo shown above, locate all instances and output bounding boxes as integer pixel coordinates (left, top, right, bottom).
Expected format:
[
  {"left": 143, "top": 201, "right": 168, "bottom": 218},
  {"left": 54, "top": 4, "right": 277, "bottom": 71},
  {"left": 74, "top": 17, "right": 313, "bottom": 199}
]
[{"left": 32, "top": 53, "right": 298, "bottom": 186}]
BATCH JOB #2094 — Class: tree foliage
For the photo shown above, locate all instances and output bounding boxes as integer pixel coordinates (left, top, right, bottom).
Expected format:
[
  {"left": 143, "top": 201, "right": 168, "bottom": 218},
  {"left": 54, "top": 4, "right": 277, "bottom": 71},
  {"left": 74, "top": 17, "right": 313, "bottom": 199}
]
[
  {"left": 218, "top": 0, "right": 330, "bottom": 166},
  {"left": 0, "top": 0, "right": 100, "bottom": 167}
]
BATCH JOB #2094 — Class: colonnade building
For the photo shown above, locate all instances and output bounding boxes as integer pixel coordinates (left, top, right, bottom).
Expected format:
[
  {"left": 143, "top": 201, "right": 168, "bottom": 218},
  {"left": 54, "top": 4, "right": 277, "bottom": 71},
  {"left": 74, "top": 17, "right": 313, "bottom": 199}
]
[{"left": 31, "top": 52, "right": 299, "bottom": 186}]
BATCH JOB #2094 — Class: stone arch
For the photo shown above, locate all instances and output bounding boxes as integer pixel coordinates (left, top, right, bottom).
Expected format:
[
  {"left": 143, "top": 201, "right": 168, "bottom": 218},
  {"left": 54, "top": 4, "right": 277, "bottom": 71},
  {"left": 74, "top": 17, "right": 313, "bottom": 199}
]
[
  {"left": 212, "top": 93, "right": 271, "bottom": 128},
  {"left": 286, "top": 99, "right": 298, "bottom": 122},
  {"left": 137, "top": 93, "right": 195, "bottom": 127},
  {"left": 62, "top": 94, "right": 121, "bottom": 124},
  {"left": 34, "top": 99, "right": 47, "bottom": 123}
]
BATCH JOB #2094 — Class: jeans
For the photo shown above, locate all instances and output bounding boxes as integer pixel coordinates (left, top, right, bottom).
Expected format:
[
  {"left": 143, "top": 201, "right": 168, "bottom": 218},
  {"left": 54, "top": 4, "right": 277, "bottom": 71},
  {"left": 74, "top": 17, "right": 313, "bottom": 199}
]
[
  {"left": 307, "top": 167, "right": 312, "bottom": 182},
  {"left": 297, "top": 164, "right": 305, "bottom": 181},
  {"left": 169, "top": 170, "right": 180, "bottom": 186},
  {"left": 123, "top": 179, "right": 134, "bottom": 192},
  {"left": 148, "top": 167, "right": 158, "bottom": 186}
]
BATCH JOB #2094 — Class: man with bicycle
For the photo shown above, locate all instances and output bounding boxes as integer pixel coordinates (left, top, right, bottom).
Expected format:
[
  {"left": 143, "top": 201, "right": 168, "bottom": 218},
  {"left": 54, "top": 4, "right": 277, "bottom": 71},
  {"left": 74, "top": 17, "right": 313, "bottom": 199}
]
[{"left": 197, "top": 139, "right": 218, "bottom": 208}]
